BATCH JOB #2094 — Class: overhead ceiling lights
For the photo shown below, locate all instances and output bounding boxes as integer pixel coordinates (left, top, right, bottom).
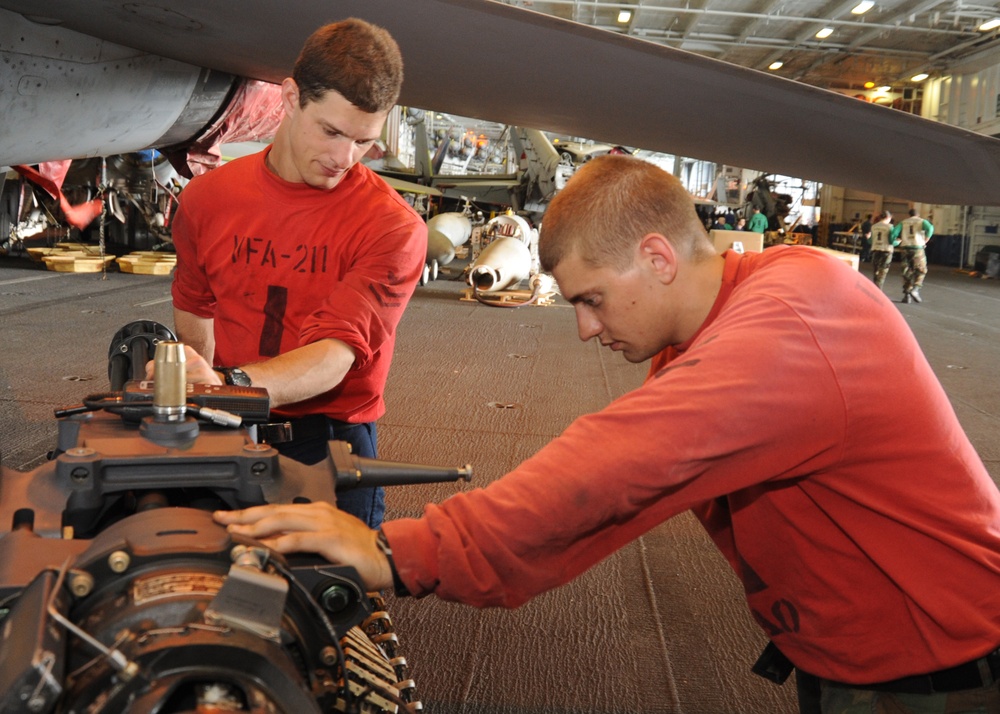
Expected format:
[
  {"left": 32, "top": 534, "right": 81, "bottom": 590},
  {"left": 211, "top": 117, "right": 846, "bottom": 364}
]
[
  {"left": 911, "top": 72, "right": 929, "bottom": 82},
  {"left": 815, "top": 27, "right": 834, "bottom": 39},
  {"left": 618, "top": 9, "right": 632, "bottom": 23},
  {"left": 851, "top": 1, "right": 875, "bottom": 14},
  {"left": 864, "top": 81, "right": 876, "bottom": 88},
  {"left": 979, "top": 18, "right": 1000, "bottom": 31},
  {"left": 768, "top": 61, "right": 784, "bottom": 70}
]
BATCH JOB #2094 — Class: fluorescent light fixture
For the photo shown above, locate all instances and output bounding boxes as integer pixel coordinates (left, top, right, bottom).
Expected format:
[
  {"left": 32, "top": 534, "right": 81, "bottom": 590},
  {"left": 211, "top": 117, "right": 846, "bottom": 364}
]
[
  {"left": 877, "top": 85, "right": 891, "bottom": 92},
  {"left": 851, "top": 1, "right": 874, "bottom": 14},
  {"left": 911, "top": 73, "right": 929, "bottom": 82},
  {"left": 979, "top": 18, "right": 1000, "bottom": 30},
  {"left": 618, "top": 9, "right": 632, "bottom": 23},
  {"left": 768, "top": 61, "right": 784, "bottom": 70},
  {"left": 815, "top": 27, "right": 834, "bottom": 38}
]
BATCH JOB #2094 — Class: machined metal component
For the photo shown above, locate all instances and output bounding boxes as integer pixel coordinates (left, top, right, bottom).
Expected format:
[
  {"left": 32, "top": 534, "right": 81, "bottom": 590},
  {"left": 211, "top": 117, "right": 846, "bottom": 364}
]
[
  {"left": 205, "top": 563, "right": 288, "bottom": 641},
  {"left": 67, "top": 570, "right": 94, "bottom": 598},
  {"left": 107, "top": 550, "right": 130, "bottom": 573},
  {"left": 152, "top": 341, "right": 187, "bottom": 421},
  {"left": 0, "top": 321, "right": 473, "bottom": 712},
  {"left": 321, "top": 585, "right": 353, "bottom": 614}
]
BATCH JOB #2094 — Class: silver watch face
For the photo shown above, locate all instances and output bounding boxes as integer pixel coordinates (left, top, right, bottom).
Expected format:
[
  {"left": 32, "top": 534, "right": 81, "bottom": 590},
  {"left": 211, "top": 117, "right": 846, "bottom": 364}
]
[{"left": 225, "top": 368, "right": 252, "bottom": 387}]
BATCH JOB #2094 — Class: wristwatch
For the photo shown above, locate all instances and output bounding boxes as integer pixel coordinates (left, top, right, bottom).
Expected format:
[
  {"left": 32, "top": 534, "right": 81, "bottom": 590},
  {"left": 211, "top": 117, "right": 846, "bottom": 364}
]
[
  {"left": 217, "top": 366, "right": 252, "bottom": 387},
  {"left": 375, "top": 529, "right": 411, "bottom": 597}
]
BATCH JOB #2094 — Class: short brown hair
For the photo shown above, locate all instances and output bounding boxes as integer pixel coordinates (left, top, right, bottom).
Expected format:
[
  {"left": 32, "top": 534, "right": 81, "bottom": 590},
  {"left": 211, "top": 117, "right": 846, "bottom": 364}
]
[
  {"left": 293, "top": 18, "right": 403, "bottom": 113},
  {"left": 539, "top": 155, "right": 713, "bottom": 273}
]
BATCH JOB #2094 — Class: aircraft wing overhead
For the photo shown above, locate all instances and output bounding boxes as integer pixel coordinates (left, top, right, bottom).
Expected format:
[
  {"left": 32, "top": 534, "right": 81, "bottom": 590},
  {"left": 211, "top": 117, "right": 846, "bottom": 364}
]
[{"left": 4, "top": 0, "right": 1000, "bottom": 205}]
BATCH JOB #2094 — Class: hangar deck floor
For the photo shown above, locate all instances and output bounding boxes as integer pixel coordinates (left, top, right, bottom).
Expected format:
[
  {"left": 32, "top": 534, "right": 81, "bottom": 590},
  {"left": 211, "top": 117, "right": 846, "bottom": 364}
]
[{"left": 1, "top": 254, "right": 998, "bottom": 714}]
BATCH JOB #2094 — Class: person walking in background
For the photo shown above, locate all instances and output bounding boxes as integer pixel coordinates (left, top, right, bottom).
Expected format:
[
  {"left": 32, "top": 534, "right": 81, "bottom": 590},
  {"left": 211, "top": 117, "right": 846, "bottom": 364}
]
[
  {"left": 869, "top": 211, "right": 898, "bottom": 291},
  {"left": 893, "top": 208, "right": 934, "bottom": 304},
  {"left": 860, "top": 213, "right": 873, "bottom": 263}
]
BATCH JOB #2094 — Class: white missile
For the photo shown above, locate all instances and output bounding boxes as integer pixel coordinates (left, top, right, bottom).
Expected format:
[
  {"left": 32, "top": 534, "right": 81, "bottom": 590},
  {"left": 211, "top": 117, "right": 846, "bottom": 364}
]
[
  {"left": 427, "top": 212, "right": 472, "bottom": 250},
  {"left": 468, "top": 214, "right": 537, "bottom": 293},
  {"left": 468, "top": 235, "right": 532, "bottom": 292},
  {"left": 426, "top": 229, "right": 456, "bottom": 268}
]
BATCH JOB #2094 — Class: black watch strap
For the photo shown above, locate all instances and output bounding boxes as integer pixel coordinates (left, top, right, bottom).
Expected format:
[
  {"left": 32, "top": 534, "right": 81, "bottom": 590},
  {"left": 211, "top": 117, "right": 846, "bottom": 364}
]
[
  {"left": 218, "top": 366, "right": 252, "bottom": 387},
  {"left": 376, "top": 529, "right": 411, "bottom": 597}
]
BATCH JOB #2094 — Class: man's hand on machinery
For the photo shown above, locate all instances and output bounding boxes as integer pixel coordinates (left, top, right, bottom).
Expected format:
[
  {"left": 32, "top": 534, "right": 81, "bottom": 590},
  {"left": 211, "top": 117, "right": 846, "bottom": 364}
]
[
  {"left": 213, "top": 502, "right": 393, "bottom": 592},
  {"left": 145, "top": 344, "right": 223, "bottom": 385}
]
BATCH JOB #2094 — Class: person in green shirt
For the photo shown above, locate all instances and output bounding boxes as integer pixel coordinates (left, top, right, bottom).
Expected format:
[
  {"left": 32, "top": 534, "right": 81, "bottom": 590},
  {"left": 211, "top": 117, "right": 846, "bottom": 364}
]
[{"left": 748, "top": 206, "right": 769, "bottom": 233}]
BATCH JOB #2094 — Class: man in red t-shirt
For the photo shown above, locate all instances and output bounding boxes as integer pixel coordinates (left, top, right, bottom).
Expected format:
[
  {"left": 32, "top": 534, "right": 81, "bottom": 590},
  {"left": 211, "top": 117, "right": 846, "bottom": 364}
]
[
  {"left": 162, "top": 19, "right": 426, "bottom": 528},
  {"left": 216, "top": 156, "right": 1000, "bottom": 713}
]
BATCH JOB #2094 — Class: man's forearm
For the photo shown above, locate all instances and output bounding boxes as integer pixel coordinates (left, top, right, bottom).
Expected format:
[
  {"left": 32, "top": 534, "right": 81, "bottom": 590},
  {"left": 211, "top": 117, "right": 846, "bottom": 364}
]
[
  {"left": 174, "top": 308, "right": 215, "bottom": 363},
  {"left": 240, "top": 338, "right": 356, "bottom": 408},
  {"left": 173, "top": 307, "right": 354, "bottom": 406}
]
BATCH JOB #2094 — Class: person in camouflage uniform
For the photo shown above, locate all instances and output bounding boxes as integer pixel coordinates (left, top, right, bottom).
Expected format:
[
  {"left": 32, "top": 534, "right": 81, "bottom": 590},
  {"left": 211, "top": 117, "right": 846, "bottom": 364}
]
[
  {"left": 891, "top": 208, "right": 934, "bottom": 304},
  {"left": 869, "top": 212, "right": 898, "bottom": 291}
]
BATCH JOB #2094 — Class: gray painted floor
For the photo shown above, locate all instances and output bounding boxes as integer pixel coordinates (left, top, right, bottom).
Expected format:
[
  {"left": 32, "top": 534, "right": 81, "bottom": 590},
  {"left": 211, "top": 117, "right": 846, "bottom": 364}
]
[{"left": 1, "top": 254, "right": 998, "bottom": 713}]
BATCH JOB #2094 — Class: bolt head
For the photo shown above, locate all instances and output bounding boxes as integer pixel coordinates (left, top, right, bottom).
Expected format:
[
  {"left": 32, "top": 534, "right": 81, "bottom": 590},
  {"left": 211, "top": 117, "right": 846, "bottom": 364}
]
[{"left": 108, "top": 551, "right": 130, "bottom": 573}]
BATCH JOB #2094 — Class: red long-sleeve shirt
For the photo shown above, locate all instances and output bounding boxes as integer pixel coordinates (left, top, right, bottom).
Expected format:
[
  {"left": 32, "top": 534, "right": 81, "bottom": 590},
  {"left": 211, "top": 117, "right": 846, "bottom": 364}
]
[
  {"left": 171, "top": 147, "right": 426, "bottom": 422},
  {"left": 384, "top": 246, "right": 1000, "bottom": 684}
]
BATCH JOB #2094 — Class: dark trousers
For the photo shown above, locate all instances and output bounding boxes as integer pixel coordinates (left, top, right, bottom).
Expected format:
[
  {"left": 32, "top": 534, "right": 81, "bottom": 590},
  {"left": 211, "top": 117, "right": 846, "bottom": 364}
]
[
  {"left": 273, "top": 416, "right": 385, "bottom": 528},
  {"left": 795, "top": 657, "right": 1000, "bottom": 714}
]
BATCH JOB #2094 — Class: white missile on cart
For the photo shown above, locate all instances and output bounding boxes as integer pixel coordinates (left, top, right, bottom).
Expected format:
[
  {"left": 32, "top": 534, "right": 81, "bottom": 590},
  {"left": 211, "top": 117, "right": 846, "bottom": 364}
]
[
  {"left": 468, "top": 214, "right": 536, "bottom": 293},
  {"left": 427, "top": 212, "right": 472, "bottom": 249},
  {"left": 468, "top": 237, "right": 532, "bottom": 292},
  {"left": 420, "top": 212, "right": 473, "bottom": 285},
  {"left": 427, "top": 229, "right": 456, "bottom": 264}
]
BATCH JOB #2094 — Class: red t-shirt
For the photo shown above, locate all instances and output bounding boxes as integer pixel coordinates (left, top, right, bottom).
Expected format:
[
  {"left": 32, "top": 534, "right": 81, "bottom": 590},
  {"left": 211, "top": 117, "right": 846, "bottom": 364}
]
[
  {"left": 384, "top": 246, "right": 1000, "bottom": 683},
  {"left": 171, "top": 148, "right": 426, "bottom": 422}
]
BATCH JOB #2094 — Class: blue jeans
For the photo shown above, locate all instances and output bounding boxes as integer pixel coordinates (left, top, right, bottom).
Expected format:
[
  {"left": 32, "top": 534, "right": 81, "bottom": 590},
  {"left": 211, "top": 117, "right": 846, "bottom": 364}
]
[{"left": 273, "top": 417, "right": 385, "bottom": 528}]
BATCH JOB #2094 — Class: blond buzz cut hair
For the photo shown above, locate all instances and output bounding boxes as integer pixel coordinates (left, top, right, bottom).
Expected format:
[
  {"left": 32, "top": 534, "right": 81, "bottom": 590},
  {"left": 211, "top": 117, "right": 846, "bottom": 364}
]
[{"left": 539, "top": 155, "right": 713, "bottom": 274}]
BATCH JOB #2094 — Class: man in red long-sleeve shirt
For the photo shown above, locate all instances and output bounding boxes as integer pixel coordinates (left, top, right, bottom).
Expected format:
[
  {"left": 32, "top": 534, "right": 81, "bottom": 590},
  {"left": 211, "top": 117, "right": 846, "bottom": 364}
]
[
  {"left": 216, "top": 155, "right": 1000, "bottom": 714},
  {"left": 164, "top": 19, "right": 426, "bottom": 529}
]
